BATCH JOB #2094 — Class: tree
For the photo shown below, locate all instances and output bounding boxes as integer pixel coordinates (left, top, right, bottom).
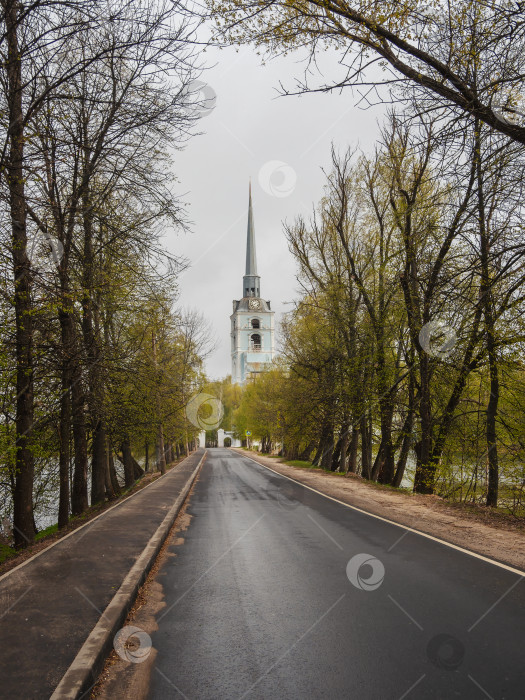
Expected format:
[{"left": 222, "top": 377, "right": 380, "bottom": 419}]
[
  {"left": 0, "top": 0, "right": 203, "bottom": 544},
  {"left": 210, "top": 0, "right": 525, "bottom": 143},
  {"left": 264, "top": 110, "right": 525, "bottom": 507}
]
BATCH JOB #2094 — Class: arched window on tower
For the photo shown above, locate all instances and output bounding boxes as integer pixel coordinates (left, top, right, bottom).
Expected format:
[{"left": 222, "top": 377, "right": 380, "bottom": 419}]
[
  {"left": 251, "top": 318, "right": 260, "bottom": 329},
  {"left": 250, "top": 333, "right": 261, "bottom": 351}
]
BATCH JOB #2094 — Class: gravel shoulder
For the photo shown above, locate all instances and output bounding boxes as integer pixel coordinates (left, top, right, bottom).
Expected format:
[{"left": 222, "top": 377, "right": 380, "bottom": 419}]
[{"left": 234, "top": 448, "right": 525, "bottom": 571}]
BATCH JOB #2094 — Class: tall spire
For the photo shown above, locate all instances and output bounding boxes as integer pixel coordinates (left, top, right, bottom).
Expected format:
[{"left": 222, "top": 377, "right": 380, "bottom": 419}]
[
  {"left": 245, "top": 179, "right": 257, "bottom": 275},
  {"left": 243, "top": 180, "right": 260, "bottom": 298}
]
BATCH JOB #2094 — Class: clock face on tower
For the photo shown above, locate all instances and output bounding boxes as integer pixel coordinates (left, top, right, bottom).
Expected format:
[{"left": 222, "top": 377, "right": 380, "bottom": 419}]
[{"left": 249, "top": 298, "right": 261, "bottom": 310}]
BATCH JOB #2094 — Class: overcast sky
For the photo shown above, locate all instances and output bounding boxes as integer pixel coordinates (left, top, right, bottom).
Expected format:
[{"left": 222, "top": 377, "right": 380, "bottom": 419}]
[{"left": 164, "top": 42, "right": 385, "bottom": 379}]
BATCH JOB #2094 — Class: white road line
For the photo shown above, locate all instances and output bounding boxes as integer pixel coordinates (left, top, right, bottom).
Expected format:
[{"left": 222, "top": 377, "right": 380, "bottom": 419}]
[{"left": 234, "top": 451, "right": 525, "bottom": 577}]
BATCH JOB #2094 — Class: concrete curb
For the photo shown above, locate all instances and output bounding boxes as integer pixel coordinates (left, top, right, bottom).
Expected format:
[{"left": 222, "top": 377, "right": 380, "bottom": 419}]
[{"left": 50, "top": 450, "right": 207, "bottom": 700}]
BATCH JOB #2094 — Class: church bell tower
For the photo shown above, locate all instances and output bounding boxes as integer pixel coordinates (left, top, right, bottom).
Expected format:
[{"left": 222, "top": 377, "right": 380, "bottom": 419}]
[{"left": 231, "top": 184, "right": 275, "bottom": 384}]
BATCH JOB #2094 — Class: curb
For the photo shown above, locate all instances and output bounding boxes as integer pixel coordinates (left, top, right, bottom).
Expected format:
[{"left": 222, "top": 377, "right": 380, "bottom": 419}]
[{"left": 50, "top": 450, "right": 207, "bottom": 699}]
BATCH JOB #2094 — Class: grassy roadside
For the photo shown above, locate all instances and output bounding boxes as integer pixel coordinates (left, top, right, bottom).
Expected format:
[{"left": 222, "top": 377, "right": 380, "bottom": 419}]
[{"left": 0, "top": 452, "right": 195, "bottom": 575}]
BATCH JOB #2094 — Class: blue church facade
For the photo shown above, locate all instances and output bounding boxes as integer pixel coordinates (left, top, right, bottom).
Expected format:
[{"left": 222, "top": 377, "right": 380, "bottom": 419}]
[{"left": 231, "top": 185, "right": 275, "bottom": 384}]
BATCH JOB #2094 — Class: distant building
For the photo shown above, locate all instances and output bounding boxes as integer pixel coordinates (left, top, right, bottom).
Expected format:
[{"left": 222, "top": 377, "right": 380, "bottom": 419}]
[{"left": 231, "top": 184, "right": 275, "bottom": 385}]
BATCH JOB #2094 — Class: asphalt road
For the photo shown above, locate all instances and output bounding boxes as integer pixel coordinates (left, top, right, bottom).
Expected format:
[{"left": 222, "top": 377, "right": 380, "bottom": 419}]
[{"left": 148, "top": 448, "right": 525, "bottom": 699}]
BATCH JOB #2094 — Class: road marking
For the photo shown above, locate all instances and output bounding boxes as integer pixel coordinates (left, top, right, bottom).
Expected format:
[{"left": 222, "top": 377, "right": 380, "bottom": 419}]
[{"left": 234, "top": 451, "right": 525, "bottom": 577}]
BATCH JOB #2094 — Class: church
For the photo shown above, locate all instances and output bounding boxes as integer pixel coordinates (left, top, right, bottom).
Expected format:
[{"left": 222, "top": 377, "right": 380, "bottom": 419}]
[{"left": 231, "top": 184, "right": 275, "bottom": 384}]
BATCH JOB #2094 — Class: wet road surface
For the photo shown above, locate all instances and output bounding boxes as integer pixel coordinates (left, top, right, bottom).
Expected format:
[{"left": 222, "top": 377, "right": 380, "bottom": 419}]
[{"left": 148, "top": 448, "right": 524, "bottom": 699}]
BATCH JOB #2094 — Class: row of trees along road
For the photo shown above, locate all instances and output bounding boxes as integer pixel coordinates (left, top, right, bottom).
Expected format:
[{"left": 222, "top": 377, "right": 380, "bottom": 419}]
[
  {"left": 0, "top": 1, "right": 212, "bottom": 548},
  {"left": 234, "top": 110, "right": 525, "bottom": 512},
  {"left": 214, "top": 0, "right": 525, "bottom": 511}
]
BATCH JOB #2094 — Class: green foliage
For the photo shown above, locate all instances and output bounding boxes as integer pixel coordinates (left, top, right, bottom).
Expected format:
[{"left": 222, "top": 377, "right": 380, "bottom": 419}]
[
  {"left": 0, "top": 543, "right": 16, "bottom": 564},
  {"left": 35, "top": 524, "right": 58, "bottom": 541},
  {"left": 236, "top": 123, "right": 525, "bottom": 509}
]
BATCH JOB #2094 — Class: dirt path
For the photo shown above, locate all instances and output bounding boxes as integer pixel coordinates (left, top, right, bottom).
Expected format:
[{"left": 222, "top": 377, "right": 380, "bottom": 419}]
[{"left": 235, "top": 449, "right": 525, "bottom": 571}]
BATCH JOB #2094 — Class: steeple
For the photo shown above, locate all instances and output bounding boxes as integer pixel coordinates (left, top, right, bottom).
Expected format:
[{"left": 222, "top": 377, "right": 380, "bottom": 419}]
[
  {"left": 243, "top": 180, "right": 260, "bottom": 298},
  {"left": 231, "top": 182, "right": 275, "bottom": 385}
]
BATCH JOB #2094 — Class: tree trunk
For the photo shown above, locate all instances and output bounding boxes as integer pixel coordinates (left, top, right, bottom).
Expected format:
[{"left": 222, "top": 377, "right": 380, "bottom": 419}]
[
  {"left": 393, "top": 400, "right": 415, "bottom": 489},
  {"left": 485, "top": 360, "right": 499, "bottom": 507},
  {"left": 474, "top": 121, "right": 500, "bottom": 508},
  {"left": 108, "top": 442, "right": 121, "bottom": 495},
  {"left": 130, "top": 452, "right": 144, "bottom": 480},
  {"left": 70, "top": 346, "right": 89, "bottom": 514},
  {"left": 91, "top": 420, "right": 107, "bottom": 505},
  {"left": 378, "top": 444, "right": 395, "bottom": 484},
  {"left": 121, "top": 437, "right": 135, "bottom": 487},
  {"left": 104, "top": 437, "right": 116, "bottom": 500},
  {"left": 371, "top": 440, "right": 383, "bottom": 481},
  {"left": 156, "top": 426, "right": 166, "bottom": 473},
  {"left": 312, "top": 420, "right": 333, "bottom": 467},
  {"left": 413, "top": 354, "right": 434, "bottom": 493},
  {"left": 81, "top": 189, "right": 106, "bottom": 505},
  {"left": 347, "top": 426, "right": 359, "bottom": 473},
  {"left": 321, "top": 429, "right": 334, "bottom": 470},
  {"left": 5, "top": 0, "right": 35, "bottom": 547},
  {"left": 331, "top": 437, "right": 342, "bottom": 471},
  {"left": 374, "top": 392, "right": 396, "bottom": 484},
  {"left": 58, "top": 385, "right": 71, "bottom": 529},
  {"left": 360, "top": 413, "right": 371, "bottom": 479},
  {"left": 338, "top": 421, "right": 349, "bottom": 473},
  {"left": 57, "top": 299, "right": 90, "bottom": 517},
  {"left": 393, "top": 426, "right": 412, "bottom": 488},
  {"left": 298, "top": 441, "right": 314, "bottom": 461},
  {"left": 339, "top": 431, "right": 348, "bottom": 473}
]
